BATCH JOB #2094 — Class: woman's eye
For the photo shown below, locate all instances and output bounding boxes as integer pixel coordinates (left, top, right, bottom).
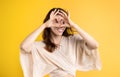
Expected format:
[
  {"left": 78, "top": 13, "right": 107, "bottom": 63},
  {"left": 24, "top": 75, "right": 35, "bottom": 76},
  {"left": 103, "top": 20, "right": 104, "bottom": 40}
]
[
  {"left": 62, "top": 21, "right": 65, "bottom": 24},
  {"left": 55, "top": 19, "right": 58, "bottom": 23}
]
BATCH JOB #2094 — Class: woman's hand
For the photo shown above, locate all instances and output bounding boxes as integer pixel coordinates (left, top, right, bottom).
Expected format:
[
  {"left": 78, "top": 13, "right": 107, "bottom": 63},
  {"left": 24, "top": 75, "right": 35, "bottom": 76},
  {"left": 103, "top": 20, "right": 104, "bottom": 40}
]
[
  {"left": 58, "top": 10, "right": 75, "bottom": 27},
  {"left": 45, "top": 9, "right": 60, "bottom": 28},
  {"left": 45, "top": 9, "right": 75, "bottom": 28}
]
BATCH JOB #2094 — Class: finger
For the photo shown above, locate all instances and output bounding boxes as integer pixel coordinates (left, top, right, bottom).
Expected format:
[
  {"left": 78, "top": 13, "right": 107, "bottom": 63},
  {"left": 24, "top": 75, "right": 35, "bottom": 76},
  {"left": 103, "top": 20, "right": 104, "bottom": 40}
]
[
  {"left": 50, "top": 9, "right": 57, "bottom": 17},
  {"left": 53, "top": 9, "right": 57, "bottom": 14},
  {"left": 59, "top": 10, "right": 68, "bottom": 17},
  {"left": 50, "top": 9, "right": 56, "bottom": 17},
  {"left": 51, "top": 11, "right": 54, "bottom": 16},
  {"left": 56, "top": 12, "right": 68, "bottom": 21},
  {"left": 50, "top": 9, "right": 57, "bottom": 19},
  {"left": 59, "top": 10, "right": 69, "bottom": 21},
  {"left": 54, "top": 9, "right": 59, "bottom": 16},
  {"left": 58, "top": 13, "right": 69, "bottom": 24},
  {"left": 65, "top": 23, "right": 70, "bottom": 27},
  {"left": 56, "top": 12, "right": 65, "bottom": 18}
]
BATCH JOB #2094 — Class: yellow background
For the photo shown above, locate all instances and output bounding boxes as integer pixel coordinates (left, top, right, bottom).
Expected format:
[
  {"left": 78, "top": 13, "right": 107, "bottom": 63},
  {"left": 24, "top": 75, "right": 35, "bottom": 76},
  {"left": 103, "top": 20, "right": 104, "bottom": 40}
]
[{"left": 0, "top": 0, "right": 120, "bottom": 77}]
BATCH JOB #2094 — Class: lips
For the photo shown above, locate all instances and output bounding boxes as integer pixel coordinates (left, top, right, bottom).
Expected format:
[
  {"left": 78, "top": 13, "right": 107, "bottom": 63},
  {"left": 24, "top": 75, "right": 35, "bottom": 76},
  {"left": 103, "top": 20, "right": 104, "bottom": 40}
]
[{"left": 56, "top": 27, "right": 65, "bottom": 33}]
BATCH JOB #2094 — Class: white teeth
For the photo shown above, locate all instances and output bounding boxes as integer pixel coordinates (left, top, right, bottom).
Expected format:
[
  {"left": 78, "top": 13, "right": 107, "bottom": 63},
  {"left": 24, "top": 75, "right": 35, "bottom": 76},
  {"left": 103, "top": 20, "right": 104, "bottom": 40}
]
[{"left": 57, "top": 28, "right": 64, "bottom": 32}]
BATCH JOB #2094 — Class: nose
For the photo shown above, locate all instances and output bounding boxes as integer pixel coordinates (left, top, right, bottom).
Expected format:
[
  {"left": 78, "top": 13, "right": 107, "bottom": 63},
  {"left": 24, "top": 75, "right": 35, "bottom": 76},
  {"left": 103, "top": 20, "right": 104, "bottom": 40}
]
[
  {"left": 59, "top": 20, "right": 65, "bottom": 27},
  {"left": 58, "top": 23, "right": 65, "bottom": 27}
]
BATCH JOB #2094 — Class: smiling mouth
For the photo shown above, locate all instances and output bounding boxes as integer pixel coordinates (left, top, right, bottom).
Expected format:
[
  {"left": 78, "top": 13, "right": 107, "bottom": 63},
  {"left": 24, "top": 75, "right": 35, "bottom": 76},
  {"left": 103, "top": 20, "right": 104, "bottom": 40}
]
[{"left": 56, "top": 27, "right": 66, "bottom": 33}]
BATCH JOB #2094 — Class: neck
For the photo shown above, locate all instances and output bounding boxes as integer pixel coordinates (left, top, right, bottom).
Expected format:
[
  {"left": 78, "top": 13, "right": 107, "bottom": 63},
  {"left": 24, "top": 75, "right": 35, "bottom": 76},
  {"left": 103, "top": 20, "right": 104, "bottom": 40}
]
[{"left": 51, "top": 34, "right": 62, "bottom": 45}]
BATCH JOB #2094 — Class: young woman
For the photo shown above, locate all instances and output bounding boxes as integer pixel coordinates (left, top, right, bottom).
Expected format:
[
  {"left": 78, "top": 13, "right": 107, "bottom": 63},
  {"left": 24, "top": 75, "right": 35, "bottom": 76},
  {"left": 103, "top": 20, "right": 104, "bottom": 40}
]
[{"left": 20, "top": 8, "right": 101, "bottom": 77}]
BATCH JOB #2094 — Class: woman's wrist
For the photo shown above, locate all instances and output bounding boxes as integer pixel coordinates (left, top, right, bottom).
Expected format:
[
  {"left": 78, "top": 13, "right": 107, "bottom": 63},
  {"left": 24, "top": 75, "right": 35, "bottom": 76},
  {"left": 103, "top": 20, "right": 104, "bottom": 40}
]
[
  {"left": 42, "top": 20, "right": 50, "bottom": 28},
  {"left": 69, "top": 20, "right": 77, "bottom": 28},
  {"left": 38, "top": 23, "right": 47, "bottom": 31}
]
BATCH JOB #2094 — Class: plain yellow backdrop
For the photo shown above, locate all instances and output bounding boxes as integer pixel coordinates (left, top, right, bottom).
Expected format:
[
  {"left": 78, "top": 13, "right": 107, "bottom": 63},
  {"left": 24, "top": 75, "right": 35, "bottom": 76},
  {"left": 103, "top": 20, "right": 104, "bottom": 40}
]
[{"left": 0, "top": 0, "right": 120, "bottom": 77}]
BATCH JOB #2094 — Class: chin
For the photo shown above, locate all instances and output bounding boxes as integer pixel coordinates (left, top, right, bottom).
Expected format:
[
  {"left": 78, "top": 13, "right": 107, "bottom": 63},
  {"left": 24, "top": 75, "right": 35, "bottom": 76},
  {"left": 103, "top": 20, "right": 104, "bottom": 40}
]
[
  {"left": 53, "top": 32, "right": 64, "bottom": 36},
  {"left": 55, "top": 33, "right": 63, "bottom": 36}
]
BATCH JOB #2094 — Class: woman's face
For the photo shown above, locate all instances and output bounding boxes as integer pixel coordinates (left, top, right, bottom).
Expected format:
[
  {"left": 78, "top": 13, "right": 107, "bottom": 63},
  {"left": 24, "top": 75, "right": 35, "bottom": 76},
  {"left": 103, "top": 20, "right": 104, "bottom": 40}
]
[{"left": 50, "top": 15, "right": 66, "bottom": 36}]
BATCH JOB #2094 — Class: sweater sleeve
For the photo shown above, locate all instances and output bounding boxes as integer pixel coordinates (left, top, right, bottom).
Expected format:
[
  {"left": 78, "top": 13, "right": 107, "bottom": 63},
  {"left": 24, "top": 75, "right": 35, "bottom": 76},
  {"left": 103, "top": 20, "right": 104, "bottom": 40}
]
[
  {"left": 20, "top": 48, "right": 33, "bottom": 77},
  {"left": 19, "top": 41, "right": 45, "bottom": 77},
  {"left": 74, "top": 34, "right": 102, "bottom": 71},
  {"left": 19, "top": 41, "right": 57, "bottom": 77},
  {"left": 20, "top": 41, "right": 39, "bottom": 53}
]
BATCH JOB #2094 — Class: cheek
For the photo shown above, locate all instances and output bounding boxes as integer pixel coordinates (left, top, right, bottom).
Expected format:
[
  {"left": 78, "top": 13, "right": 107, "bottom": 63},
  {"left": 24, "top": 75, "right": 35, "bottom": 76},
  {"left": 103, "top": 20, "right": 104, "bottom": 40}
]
[{"left": 50, "top": 27, "right": 57, "bottom": 33}]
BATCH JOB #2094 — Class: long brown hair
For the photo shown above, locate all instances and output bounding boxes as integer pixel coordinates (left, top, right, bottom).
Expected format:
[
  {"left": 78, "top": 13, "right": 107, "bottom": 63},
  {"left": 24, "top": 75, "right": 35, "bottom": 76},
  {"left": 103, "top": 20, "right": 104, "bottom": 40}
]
[{"left": 42, "top": 8, "right": 73, "bottom": 52}]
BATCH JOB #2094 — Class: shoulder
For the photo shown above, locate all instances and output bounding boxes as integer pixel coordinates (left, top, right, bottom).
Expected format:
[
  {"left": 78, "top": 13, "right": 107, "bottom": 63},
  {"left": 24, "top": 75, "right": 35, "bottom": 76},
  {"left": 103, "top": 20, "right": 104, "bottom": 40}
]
[
  {"left": 66, "top": 34, "right": 83, "bottom": 41},
  {"left": 62, "top": 34, "right": 83, "bottom": 44}
]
